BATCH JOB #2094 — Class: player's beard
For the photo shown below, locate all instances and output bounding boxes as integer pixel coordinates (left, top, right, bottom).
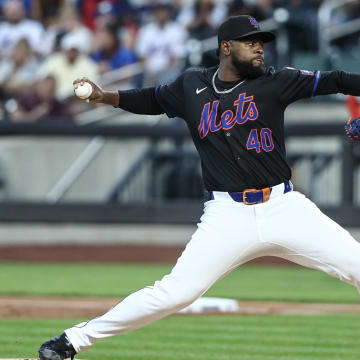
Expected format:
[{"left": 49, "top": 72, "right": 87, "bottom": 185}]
[{"left": 231, "top": 54, "right": 266, "bottom": 79}]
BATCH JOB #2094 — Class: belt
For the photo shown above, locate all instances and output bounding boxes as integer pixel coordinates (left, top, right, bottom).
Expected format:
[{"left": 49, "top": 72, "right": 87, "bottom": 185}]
[{"left": 208, "top": 181, "right": 293, "bottom": 205}]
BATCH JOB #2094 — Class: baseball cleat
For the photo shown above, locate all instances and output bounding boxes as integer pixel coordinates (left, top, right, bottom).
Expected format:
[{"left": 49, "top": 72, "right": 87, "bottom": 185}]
[{"left": 38, "top": 333, "right": 76, "bottom": 360}]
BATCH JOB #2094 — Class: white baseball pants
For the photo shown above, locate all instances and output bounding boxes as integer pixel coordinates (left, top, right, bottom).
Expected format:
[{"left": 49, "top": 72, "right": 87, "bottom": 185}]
[{"left": 66, "top": 183, "right": 360, "bottom": 353}]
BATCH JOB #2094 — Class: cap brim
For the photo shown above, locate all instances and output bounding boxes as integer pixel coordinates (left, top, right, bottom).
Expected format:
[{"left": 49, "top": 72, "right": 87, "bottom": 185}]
[
  {"left": 217, "top": 30, "right": 275, "bottom": 56},
  {"left": 234, "top": 31, "right": 276, "bottom": 43}
]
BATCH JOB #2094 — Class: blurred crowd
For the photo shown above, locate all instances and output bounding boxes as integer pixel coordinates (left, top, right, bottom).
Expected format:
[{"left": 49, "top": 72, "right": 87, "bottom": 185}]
[{"left": 0, "top": 0, "right": 359, "bottom": 124}]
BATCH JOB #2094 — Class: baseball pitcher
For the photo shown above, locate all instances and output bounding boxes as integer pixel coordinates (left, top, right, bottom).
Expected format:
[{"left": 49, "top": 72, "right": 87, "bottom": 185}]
[{"left": 39, "top": 15, "right": 360, "bottom": 360}]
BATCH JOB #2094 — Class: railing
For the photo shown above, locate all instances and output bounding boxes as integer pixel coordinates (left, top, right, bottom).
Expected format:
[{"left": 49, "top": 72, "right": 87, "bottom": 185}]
[
  {"left": 100, "top": 62, "right": 143, "bottom": 87},
  {"left": 318, "top": 0, "right": 360, "bottom": 55},
  {"left": 108, "top": 142, "right": 201, "bottom": 204},
  {"left": 45, "top": 136, "right": 106, "bottom": 203},
  {"left": 0, "top": 122, "right": 358, "bottom": 226}
]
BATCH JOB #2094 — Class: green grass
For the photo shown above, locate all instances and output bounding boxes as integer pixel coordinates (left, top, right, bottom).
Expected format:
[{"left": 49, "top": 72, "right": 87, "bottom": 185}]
[
  {"left": 1, "top": 263, "right": 360, "bottom": 359},
  {"left": 0, "top": 262, "right": 359, "bottom": 303},
  {"left": 1, "top": 315, "right": 360, "bottom": 360}
]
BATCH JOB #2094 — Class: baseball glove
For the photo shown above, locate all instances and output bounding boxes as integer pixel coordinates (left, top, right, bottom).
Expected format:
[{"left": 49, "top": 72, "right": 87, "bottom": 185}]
[{"left": 345, "top": 117, "right": 360, "bottom": 141}]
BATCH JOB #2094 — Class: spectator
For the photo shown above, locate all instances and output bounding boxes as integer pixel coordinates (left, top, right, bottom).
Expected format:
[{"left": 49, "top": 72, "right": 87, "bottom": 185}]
[
  {"left": 31, "top": 0, "right": 65, "bottom": 27},
  {"left": 10, "top": 75, "right": 73, "bottom": 124},
  {"left": 0, "top": 96, "right": 4, "bottom": 120},
  {"left": 228, "top": 0, "right": 254, "bottom": 18},
  {"left": 0, "top": 0, "right": 36, "bottom": 18},
  {"left": 177, "top": 0, "right": 227, "bottom": 40},
  {"left": 78, "top": 0, "right": 135, "bottom": 31},
  {"left": 283, "top": 0, "right": 318, "bottom": 52},
  {"left": 171, "top": 0, "right": 184, "bottom": 18},
  {"left": 255, "top": 0, "right": 274, "bottom": 20},
  {"left": 37, "top": 32, "right": 98, "bottom": 100},
  {"left": 91, "top": 24, "right": 137, "bottom": 74},
  {"left": 0, "top": 0, "right": 44, "bottom": 58},
  {"left": 86, "top": 1, "right": 138, "bottom": 55},
  {"left": 330, "top": 2, "right": 360, "bottom": 50},
  {"left": 0, "top": 38, "right": 39, "bottom": 99},
  {"left": 228, "top": 0, "right": 274, "bottom": 20},
  {"left": 346, "top": 96, "right": 360, "bottom": 119},
  {"left": 136, "top": 3, "right": 187, "bottom": 86},
  {"left": 41, "top": 4, "right": 93, "bottom": 56}
]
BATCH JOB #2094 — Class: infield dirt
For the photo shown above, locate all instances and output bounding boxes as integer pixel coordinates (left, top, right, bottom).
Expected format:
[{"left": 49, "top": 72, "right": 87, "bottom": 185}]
[
  {"left": 1, "top": 244, "right": 358, "bottom": 319},
  {"left": 1, "top": 296, "right": 360, "bottom": 318}
]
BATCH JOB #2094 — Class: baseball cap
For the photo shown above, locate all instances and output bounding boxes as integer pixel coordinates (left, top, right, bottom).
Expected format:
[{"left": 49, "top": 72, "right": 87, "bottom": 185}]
[{"left": 218, "top": 15, "right": 275, "bottom": 48}]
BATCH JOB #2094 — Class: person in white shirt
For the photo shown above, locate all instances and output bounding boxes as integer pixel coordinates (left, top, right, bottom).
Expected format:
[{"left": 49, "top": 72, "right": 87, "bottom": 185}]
[
  {"left": 0, "top": 38, "right": 39, "bottom": 96},
  {"left": 136, "top": 3, "right": 187, "bottom": 86},
  {"left": 41, "top": 4, "right": 94, "bottom": 56},
  {"left": 177, "top": 0, "right": 227, "bottom": 39},
  {"left": 0, "top": 0, "right": 44, "bottom": 58}
]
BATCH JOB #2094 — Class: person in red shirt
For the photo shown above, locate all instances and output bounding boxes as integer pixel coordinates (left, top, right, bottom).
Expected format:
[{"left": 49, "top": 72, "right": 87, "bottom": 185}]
[{"left": 346, "top": 95, "right": 360, "bottom": 119}]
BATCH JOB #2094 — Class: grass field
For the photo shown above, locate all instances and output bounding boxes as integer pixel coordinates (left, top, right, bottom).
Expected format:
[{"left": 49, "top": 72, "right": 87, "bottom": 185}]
[
  {"left": 0, "top": 262, "right": 359, "bottom": 302},
  {"left": 1, "top": 315, "right": 360, "bottom": 360},
  {"left": 1, "top": 262, "right": 360, "bottom": 359}
]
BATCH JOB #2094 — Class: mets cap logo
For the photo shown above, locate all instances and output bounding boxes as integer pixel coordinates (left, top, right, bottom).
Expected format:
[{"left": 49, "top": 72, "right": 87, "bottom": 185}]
[{"left": 248, "top": 16, "right": 259, "bottom": 29}]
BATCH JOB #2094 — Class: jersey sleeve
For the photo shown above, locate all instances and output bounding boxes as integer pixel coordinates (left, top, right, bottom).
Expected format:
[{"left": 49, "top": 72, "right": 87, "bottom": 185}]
[
  {"left": 155, "top": 72, "right": 186, "bottom": 119},
  {"left": 276, "top": 68, "right": 360, "bottom": 107},
  {"left": 314, "top": 70, "right": 360, "bottom": 97},
  {"left": 276, "top": 67, "right": 320, "bottom": 107}
]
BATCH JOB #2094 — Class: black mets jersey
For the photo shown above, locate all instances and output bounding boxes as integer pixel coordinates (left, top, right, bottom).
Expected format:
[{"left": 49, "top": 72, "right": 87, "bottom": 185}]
[{"left": 151, "top": 66, "right": 360, "bottom": 192}]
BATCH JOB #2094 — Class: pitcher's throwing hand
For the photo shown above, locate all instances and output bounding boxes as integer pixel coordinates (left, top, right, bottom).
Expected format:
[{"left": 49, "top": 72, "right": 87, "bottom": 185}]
[
  {"left": 73, "top": 77, "right": 119, "bottom": 106},
  {"left": 73, "top": 78, "right": 104, "bottom": 103}
]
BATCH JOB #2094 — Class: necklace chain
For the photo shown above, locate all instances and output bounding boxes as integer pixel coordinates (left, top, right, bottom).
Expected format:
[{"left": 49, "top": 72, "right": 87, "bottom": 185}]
[{"left": 212, "top": 68, "right": 245, "bottom": 94}]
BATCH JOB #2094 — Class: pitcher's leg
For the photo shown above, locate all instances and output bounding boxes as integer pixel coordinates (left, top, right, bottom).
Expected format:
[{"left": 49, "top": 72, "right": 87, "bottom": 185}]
[
  {"left": 65, "top": 260, "right": 212, "bottom": 353},
  {"left": 262, "top": 191, "right": 360, "bottom": 290},
  {"left": 65, "top": 201, "right": 259, "bottom": 353}
]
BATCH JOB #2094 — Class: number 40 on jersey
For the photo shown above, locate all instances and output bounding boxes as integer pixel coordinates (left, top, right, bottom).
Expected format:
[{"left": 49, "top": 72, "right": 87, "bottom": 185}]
[{"left": 247, "top": 128, "right": 274, "bottom": 153}]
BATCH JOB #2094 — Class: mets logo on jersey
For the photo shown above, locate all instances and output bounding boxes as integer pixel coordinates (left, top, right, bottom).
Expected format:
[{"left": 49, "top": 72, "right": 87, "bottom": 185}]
[
  {"left": 248, "top": 16, "right": 259, "bottom": 29},
  {"left": 198, "top": 92, "right": 258, "bottom": 139}
]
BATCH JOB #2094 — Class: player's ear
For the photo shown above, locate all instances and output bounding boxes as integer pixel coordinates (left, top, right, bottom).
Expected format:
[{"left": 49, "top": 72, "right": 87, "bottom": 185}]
[{"left": 221, "top": 40, "right": 231, "bottom": 56}]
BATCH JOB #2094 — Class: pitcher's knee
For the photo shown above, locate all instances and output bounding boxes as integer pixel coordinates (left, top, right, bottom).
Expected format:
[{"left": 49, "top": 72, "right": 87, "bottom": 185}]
[
  {"left": 152, "top": 278, "right": 204, "bottom": 310},
  {"left": 171, "top": 285, "right": 202, "bottom": 308},
  {"left": 336, "top": 259, "right": 360, "bottom": 286},
  {"left": 347, "top": 267, "right": 360, "bottom": 285}
]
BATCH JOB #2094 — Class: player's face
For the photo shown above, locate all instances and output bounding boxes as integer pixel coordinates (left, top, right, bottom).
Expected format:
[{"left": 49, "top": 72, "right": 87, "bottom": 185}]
[{"left": 228, "top": 38, "right": 266, "bottom": 78}]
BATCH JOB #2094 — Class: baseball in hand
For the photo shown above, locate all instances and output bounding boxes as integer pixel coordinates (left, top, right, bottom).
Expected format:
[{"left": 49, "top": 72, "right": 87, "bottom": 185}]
[{"left": 74, "top": 82, "right": 93, "bottom": 99}]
